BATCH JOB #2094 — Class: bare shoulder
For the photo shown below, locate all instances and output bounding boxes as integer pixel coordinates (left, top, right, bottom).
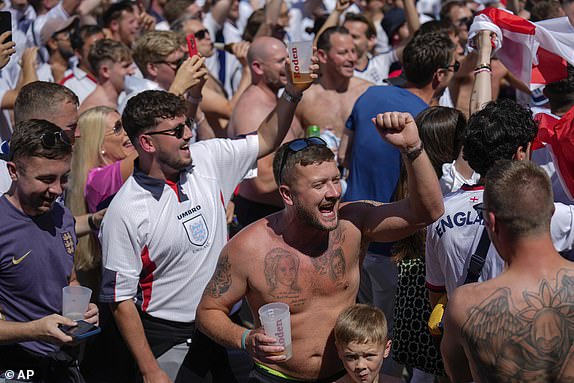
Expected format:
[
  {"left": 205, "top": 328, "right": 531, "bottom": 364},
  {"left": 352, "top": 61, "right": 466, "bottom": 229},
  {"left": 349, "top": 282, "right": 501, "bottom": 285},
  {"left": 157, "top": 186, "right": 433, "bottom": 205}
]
[
  {"left": 349, "top": 77, "right": 372, "bottom": 93},
  {"left": 229, "top": 88, "right": 275, "bottom": 136},
  {"left": 226, "top": 215, "right": 279, "bottom": 259},
  {"left": 456, "top": 267, "right": 574, "bottom": 382}
]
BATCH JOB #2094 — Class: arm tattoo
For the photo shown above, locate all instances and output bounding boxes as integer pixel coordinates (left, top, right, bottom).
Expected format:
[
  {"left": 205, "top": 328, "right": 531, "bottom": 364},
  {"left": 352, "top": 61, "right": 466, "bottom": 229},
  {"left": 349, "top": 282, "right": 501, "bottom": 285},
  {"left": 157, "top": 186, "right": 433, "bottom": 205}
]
[
  {"left": 204, "top": 255, "right": 232, "bottom": 298},
  {"left": 461, "top": 270, "right": 574, "bottom": 382}
]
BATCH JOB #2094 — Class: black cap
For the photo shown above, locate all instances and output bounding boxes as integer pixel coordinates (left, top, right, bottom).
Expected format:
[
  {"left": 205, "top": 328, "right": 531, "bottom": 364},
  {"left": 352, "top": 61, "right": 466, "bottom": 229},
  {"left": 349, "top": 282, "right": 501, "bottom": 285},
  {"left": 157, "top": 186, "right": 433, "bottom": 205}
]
[{"left": 381, "top": 7, "right": 406, "bottom": 40}]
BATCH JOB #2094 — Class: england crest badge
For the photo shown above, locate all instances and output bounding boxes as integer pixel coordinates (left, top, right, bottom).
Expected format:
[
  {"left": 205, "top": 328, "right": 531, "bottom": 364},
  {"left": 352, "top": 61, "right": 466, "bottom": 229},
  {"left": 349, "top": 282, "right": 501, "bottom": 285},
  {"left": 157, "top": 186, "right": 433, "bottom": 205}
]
[{"left": 183, "top": 214, "right": 209, "bottom": 246}]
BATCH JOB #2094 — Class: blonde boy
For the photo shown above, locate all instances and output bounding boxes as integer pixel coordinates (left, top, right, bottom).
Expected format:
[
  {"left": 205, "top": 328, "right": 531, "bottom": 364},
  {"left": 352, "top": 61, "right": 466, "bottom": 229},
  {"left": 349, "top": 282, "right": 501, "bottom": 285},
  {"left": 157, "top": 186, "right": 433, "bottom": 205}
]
[{"left": 334, "top": 304, "right": 393, "bottom": 383}]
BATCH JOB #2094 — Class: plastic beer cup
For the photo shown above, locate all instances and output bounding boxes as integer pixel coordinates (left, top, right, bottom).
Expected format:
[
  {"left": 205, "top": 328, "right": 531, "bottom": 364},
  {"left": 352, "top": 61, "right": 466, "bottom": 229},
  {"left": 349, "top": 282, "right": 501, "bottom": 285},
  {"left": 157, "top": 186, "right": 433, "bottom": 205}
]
[
  {"left": 258, "top": 302, "right": 293, "bottom": 360},
  {"left": 288, "top": 41, "right": 313, "bottom": 84}
]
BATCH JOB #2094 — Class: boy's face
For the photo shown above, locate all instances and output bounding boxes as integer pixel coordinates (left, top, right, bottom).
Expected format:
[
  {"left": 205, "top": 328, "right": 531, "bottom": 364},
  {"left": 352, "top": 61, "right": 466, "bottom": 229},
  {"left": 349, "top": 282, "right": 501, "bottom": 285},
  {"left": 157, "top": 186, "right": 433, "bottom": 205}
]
[{"left": 336, "top": 340, "right": 392, "bottom": 383}]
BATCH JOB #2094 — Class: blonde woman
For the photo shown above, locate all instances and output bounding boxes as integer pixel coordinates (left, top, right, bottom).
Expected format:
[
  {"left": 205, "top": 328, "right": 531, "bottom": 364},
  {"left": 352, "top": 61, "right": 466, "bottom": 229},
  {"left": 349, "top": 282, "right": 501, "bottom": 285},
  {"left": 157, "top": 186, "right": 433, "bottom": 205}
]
[{"left": 68, "top": 106, "right": 136, "bottom": 290}]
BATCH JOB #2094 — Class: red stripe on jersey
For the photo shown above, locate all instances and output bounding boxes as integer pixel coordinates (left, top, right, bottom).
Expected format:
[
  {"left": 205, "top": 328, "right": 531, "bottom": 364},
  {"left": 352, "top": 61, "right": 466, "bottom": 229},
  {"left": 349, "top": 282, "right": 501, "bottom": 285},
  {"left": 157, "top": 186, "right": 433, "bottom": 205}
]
[
  {"left": 140, "top": 245, "right": 156, "bottom": 312},
  {"left": 460, "top": 184, "right": 484, "bottom": 191},
  {"left": 86, "top": 73, "right": 98, "bottom": 83},
  {"left": 59, "top": 73, "right": 74, "bottom": 85},
  {"left": 166, "top": 180, "right": 180, "bottom": 202},
  {"left": 219, "top": 190, "right": 225, "bottom": 207}
]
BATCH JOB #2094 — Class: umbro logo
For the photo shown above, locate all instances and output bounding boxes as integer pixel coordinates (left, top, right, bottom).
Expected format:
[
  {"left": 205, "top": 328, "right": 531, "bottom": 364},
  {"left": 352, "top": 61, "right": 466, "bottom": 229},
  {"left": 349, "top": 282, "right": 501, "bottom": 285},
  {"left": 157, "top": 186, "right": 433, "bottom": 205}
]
[{"left": 12, "top": 250, "right": 31, "bottom": 265}]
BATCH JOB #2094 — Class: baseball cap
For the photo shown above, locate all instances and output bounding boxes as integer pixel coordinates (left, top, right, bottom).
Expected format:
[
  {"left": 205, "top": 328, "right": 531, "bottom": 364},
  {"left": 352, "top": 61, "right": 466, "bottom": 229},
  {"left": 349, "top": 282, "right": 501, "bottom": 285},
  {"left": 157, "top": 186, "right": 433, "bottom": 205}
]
[
  {"left": 40, "top": 16, "right": 79, "bottom": 46},
  {"left": 381, "top": 8, "right": 406, "bottom": 40}
]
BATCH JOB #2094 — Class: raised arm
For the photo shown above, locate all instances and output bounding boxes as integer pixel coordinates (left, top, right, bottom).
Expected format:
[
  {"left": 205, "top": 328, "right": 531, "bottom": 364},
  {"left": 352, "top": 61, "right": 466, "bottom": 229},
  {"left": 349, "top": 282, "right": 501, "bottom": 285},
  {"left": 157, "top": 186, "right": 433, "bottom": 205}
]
[
  {"left": 350, "top": 112, "right": 444, "bottom": 242},
  {"left": 256, "top": 55, "right": 318, "bottom": 158},
  {"left": 313, "top": 0, "right": 351, "bottom": 48},
  {"left": 469, "top": 30, "right": 493, "bottom": 116}
]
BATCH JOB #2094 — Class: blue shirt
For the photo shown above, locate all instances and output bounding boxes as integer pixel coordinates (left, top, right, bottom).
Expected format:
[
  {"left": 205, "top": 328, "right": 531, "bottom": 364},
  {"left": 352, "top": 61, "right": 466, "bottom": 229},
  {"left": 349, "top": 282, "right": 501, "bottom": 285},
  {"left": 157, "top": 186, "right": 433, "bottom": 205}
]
[
  {"left": 344, "top": 85, "right": 428, "bottom": 204},
  {"left": 0, "top": 196, "right": 76, "bottom": 355}
]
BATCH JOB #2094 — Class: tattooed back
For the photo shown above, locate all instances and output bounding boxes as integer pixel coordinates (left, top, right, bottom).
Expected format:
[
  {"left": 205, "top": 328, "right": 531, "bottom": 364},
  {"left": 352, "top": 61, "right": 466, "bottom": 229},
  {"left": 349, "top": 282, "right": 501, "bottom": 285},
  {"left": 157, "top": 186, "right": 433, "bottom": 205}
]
[{"left": 444, "top": 264, "right": 574, "bottom": 383}]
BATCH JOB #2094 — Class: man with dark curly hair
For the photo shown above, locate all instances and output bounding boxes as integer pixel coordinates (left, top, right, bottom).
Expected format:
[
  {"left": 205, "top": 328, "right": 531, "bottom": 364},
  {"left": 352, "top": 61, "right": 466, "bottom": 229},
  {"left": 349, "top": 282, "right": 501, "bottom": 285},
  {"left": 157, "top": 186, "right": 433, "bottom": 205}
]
[
  {"left": 425, "top": 98, "right": 574, "bottom": 306},
  {"left": 99, "top": 59, "right": 316, "bottom": 382}
]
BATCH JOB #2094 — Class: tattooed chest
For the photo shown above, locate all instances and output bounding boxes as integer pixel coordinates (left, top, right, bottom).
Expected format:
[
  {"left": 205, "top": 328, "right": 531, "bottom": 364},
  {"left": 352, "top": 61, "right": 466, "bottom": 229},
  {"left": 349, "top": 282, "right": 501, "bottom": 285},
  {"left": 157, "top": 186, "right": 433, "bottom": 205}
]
[{"left": 262, "top": 246, "right": 355, "bottom": 309}]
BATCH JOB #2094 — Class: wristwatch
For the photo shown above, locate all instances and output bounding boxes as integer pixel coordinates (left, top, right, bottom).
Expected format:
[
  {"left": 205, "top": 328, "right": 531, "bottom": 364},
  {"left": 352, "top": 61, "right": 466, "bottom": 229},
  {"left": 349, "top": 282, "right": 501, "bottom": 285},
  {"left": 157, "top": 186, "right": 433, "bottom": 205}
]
[{"left": 282, "top": 90, "right": 302, "bottom": 104}]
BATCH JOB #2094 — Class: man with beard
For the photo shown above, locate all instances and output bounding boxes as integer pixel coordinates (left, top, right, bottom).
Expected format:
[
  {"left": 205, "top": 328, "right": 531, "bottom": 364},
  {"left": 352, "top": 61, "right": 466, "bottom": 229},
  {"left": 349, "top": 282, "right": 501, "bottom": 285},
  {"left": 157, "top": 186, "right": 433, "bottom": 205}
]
[
  {"left": 99, "top": 57, "right": 317, "bottom": 382},
  {"left": 196, "top": 111, "right": 444, "bottom": 382},
  {"left": 37, "top": 17, "right": 78, "bottom": 83},
  {"left": 228, "top": 36, "right": 303, "bottom": 226}
]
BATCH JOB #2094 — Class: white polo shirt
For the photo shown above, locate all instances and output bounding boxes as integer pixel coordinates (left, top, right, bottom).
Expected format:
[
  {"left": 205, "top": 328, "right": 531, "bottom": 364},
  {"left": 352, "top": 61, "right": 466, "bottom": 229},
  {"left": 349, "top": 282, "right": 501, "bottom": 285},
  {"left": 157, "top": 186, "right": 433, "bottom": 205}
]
[
  {"left": 99, "top": 135, "right": 258, "bottom": 323},
  {"left": 354, "top": 51, "right": 398, "bottom": 85},
  {"left": 60, "top": 65, "right": 97, "bottom": 104},
  {"left": 426, "top": 185, "right": 574, "bottom": 296}
]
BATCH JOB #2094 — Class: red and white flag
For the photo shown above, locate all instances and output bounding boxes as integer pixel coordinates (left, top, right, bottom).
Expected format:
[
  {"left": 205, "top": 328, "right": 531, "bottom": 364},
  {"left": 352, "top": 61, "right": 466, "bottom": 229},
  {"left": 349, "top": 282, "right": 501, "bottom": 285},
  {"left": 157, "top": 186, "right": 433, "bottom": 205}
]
[{"left": 468, "top": 8, "right": 574, "bottom": 85}]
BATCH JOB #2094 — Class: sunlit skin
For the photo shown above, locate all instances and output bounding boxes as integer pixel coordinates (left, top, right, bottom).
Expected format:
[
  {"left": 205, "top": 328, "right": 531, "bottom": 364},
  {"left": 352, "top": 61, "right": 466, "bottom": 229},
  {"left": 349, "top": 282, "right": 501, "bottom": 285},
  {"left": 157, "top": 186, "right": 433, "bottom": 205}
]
[
  {"left": 323, "top": 34, "right": 357, "bottom": 79},
  {"left": 336, "top": 340, "right": 392, "bottom": 383},
  {"left": 7, "top": 156, "right": 71, "bottom": 217},
  {"left": 50, "top": 100, "right": 80, "bottom": 142},
  {"left": 283, "top": 160, "right": 342, "bottom": 232},
  {"left": 142, "top": 115, "right": 194, "bottom": 181},
  {"left": 109, "top": 59, "right": 135, "bottom": 93},
  {"left": 101, "top": 112, "right": 134, "bottom": 165}
]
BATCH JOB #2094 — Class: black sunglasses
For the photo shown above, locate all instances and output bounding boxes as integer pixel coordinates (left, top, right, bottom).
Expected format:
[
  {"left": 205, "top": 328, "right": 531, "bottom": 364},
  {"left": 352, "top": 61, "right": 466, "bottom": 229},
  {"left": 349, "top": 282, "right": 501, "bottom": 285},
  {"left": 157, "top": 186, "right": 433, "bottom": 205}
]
[
  {"left": 146, "top": 118, "right": 193, "bottom": 139},
  {"left": 443, "top": 60, "right": 460, "bottom": 73},
  {"left": 194, "top": 29, "right": 209, "bottom": 40},
  {"left": 278, "top": 137, "right": 327, "bottom": 184},
  {"left": 153, "top": 56, "right": 186, "bottom": 71},
  {"left": 473, "top": 202, "right": 486, "bottom": 220},
  {"left": 41, "top": 130, "right": 72, "bottom": 148},
  {"left": 106, "top": 120, "right": 124, "bottom": 136}
]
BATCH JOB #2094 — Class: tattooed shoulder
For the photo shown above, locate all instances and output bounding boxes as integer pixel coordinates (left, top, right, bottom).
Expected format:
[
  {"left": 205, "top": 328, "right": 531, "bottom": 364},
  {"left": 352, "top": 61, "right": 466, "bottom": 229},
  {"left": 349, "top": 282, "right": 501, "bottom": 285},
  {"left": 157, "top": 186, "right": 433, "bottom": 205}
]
[
  {"left": 203, "top": 255, "right": 232, "bottom": 298},
  {"left": 460, "top": 268, "right": 574, "bottom": 382}
]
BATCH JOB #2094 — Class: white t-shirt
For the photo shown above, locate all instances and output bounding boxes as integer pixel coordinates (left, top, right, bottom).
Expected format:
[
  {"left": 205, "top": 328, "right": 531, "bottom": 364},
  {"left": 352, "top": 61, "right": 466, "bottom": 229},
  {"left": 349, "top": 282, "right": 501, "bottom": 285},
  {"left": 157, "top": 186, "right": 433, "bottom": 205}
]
[
  {"left": 353, "top": 51, "right": 397, "bottom": 85},
  {"left": 439, "top": 161, "right": 480, "bottom": 196},
  {"left": 426, "top": 185, "right": 574, "bottom": 296},
  {"left": 99, "top": 135, "right": 258, "bottom": 323}
]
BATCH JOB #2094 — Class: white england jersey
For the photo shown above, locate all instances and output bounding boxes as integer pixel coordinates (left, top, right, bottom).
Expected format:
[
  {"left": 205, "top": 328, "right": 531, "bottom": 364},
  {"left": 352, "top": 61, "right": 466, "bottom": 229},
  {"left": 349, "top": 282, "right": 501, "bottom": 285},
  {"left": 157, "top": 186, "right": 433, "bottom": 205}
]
[
  {"left": 353, "top": 51, "right": 397, "bottom": 85},
  {"left": 426, "top": 185, "right": 574, "bottom": 296},
  {"left": 60, "top": 66, "right": 97, "bottom": 104},
  {"left": 99, "top": 135, "right": 258, "bottom": 323}
]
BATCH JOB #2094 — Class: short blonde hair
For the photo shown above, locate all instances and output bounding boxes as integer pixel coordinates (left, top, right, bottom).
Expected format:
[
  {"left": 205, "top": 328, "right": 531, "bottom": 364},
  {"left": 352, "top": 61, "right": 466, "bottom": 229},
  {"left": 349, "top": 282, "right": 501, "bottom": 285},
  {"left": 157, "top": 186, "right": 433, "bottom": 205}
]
[
  {"left": 132, "top": 31, "right": 183, "bottom": 76},
  {"left": 334, "top": 304, "right": 388, "bottom": 346}
]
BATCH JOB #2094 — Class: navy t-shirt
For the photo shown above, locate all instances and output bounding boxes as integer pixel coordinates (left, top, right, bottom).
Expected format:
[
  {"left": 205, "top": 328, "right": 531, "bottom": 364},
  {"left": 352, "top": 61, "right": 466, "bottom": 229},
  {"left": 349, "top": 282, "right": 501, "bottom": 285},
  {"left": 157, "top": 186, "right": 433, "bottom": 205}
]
[
  {"left": 0, "top": 196, "right": 76, "bottom": 355},
  {"left": 344, "top": 85, "right": 428, "bottom": 204}
]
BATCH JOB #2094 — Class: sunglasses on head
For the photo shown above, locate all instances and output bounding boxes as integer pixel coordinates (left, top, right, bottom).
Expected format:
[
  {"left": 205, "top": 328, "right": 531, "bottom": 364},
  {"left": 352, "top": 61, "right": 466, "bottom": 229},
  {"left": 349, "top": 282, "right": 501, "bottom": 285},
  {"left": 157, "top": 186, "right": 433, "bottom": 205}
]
[
  {"left": 41, "top": 130, "right": 72, "bottom": 148},
  {"left": 278, "top": 137, "right": 327, "bottom": 184},
  {"left": 194, "top": 29, "right": 209, "bottom": 40},
  {"left": 146, "top": 118, "right": 193, "bottom": 139}
]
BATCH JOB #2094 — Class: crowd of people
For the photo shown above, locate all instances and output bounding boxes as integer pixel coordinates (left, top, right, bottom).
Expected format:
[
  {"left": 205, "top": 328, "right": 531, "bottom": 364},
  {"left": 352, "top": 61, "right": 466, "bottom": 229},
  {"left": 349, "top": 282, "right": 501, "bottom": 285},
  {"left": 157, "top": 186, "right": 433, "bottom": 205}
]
[{"left": 0, "top": 0, "right": 573, "bottom": 382}]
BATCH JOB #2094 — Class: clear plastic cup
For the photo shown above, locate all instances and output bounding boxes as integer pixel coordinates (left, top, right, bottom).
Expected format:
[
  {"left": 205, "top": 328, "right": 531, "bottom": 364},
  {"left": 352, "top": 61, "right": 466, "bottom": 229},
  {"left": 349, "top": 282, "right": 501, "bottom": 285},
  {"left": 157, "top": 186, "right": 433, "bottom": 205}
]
[
  {"left": 258, "top": 302, "right": 293, "bottom": 360},
  {"left": 288, "top": 41, "right": 313, "bottom": 85},
  {"left": 62, "top": 286, "right": 92, "bottom": 321}
]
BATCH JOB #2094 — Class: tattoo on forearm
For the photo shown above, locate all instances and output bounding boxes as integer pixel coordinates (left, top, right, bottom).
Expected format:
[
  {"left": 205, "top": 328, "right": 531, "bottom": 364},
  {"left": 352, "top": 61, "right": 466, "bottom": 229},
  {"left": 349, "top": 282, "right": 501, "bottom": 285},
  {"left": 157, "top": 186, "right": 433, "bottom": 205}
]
[
  {"left": 461, "top": 270, "right": 574, "bottom": 382},
  {"left": 204, "top": 255, "right": 232, "bottom": 298}
]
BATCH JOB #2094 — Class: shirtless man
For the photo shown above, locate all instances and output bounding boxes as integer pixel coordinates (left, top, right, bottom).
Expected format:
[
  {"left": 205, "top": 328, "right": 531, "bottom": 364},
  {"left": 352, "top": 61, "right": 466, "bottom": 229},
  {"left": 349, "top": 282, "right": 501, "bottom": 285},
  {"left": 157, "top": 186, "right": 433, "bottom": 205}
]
[
  {"left": 228, "top": 36, "right": 303, "bottom": 226},
  {"left": 196, "top": 111, "right": 444, "bottom": 381},
  {"left": 441, "top": 160, "right": 574, "bottom": 383},
  {"left": 296, "top": 26, "right": 371, "bottom": 150},
  {"left": 80, "top": 39, "right": 134, "bottom": 113}
]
